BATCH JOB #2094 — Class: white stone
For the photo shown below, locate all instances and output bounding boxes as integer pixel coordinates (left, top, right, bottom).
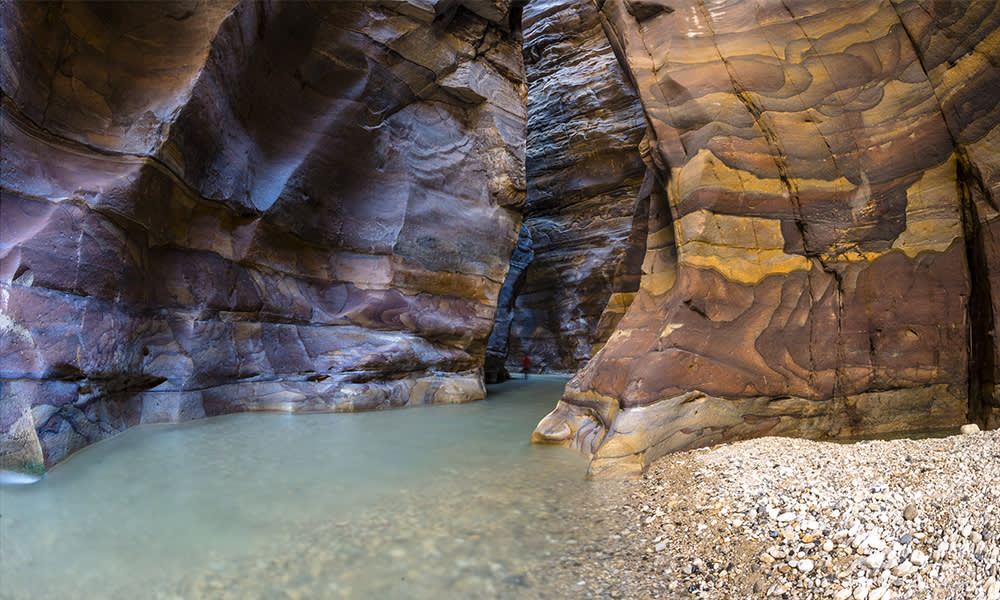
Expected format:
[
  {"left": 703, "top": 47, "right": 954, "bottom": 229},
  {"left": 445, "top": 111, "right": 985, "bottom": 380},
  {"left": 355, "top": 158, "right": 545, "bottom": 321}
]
[
  {"left": 985, "top": 577, "right": 1000, "bottom": 600},
  {"left": 909, "top": 549, "right": 928, "bottom": 566},
  {"left": 866, "top": 551, "right": 886, "bottom": 570},
  {"left": 856, "top": 530, "right": 883, "bottom": 552},
  {"left": 868, "top": 585, "right": 890, "bottom": 600},
  {"left": 867, "top": 532, "right": 886, "bottom": 551},
  {"left": 960, "top": 423, "right": 981, "bottom": 434},
  {"left": 797, "top": 559, "right": 815, "bottom": 573},
  {"left": 834, "top": 589, "right": 854, "bottom": 600},
  {"left": 892, "top": 561, "right": 916, "bottom": 576},
  {"left": 823, "top": 539, "right": 835, "bottom": 552},
  {"left": 854, "top": 583, "right": 871, "bottom": 600}
]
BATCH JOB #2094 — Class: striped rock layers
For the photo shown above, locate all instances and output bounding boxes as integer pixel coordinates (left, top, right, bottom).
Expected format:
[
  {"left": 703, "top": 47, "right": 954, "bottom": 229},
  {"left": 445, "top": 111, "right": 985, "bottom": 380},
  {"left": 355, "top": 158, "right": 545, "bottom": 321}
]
[
  {"left": 499, "top": 0, "right": 647, "bottom": 374},
  {"left": 1, "top": 0, "right": 526, "bottom": 476},
  {"left": 533, "top": 0, "right": 1000, "bottom": 477}
]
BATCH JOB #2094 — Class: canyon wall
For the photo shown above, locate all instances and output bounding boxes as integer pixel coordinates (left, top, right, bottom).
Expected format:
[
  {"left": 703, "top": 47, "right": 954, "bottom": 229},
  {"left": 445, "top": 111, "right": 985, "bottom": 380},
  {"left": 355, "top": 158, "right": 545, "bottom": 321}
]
[
  {"left": 492, "top": 0, "right": 647, "bottom": 376},
  {"left": 4, "top": 0, "right": 997, "bottom": 481},
  {"left": 1, "top": 0, "right": 527, "bottom": 476},
  {"left": 533, "top": 0, "right": 1000, "bottom": 476}
]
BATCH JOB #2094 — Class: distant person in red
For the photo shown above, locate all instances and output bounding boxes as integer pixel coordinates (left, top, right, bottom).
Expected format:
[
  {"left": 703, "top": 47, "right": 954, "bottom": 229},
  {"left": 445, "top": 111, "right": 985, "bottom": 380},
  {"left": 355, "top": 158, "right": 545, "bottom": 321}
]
[{"left": 521, "top": 355, "right": 532, "bottom": 379}]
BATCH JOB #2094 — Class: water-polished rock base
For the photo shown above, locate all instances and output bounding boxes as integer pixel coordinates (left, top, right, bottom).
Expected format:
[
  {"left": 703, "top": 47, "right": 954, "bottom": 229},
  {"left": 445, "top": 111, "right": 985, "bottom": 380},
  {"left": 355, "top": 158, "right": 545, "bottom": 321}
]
[
  {"left": 3, "top": 369, "right": 484, "bottom": 471},
  {"left": 534, "top": 384, "right": 965, "bottom": 478}
]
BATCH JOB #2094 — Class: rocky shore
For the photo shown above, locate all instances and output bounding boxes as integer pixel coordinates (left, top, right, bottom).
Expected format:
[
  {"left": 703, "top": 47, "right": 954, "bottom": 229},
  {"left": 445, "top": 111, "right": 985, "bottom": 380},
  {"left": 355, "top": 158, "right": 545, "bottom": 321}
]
[{"left": 571, "top": 427, "right": 1000, "bottom": 600}]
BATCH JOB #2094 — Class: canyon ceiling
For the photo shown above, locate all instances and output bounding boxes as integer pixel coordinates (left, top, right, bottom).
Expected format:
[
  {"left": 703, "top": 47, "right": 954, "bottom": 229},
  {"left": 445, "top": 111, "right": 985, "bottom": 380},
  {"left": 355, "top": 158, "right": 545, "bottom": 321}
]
[{"left": 2, "top": 0, "right": 998, "bottom": 478}]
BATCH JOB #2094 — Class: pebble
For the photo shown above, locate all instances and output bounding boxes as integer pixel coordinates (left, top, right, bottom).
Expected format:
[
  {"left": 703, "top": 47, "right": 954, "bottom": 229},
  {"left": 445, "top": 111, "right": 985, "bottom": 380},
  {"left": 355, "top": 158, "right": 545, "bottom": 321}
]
[
  {"left": 865, "top": 551, "right": 885, "bottom": 570},
  {"left": 986, "top": 576, "right": 1000, "bottom": 600},
  {"left": 892, "top": 561, "right": 916, "bottom": 576},
  {"left": 853, "top": 583, "right": 870, "bottom": 600},
  {"left": 868, "top": 584, "right": 890, "bottom": 600},
  {"left": 575, "top": 428, "right": 1000, "bottom": 599}
]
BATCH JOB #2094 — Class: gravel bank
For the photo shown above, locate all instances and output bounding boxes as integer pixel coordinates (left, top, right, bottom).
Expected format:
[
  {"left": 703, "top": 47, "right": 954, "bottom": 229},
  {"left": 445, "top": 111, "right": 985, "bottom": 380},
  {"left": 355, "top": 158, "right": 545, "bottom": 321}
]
[{"left": 578, "top": 427, "right": 1000, "bottom": 600}]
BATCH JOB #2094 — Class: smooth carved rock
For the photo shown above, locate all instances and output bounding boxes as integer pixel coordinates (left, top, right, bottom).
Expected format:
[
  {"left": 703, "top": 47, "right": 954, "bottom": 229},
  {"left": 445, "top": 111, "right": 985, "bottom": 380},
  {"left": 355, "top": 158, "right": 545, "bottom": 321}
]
[
  {"left": 498, "top": 0, "right": 646, "bottom": 373},
  {"left": 623, "top": 0, "right": 673, "bottom": 22},
  {"left": 484, "top": 223, "right": 533, "bottom": 383},
  {"left": 533, "top": 0, "right": 999, "bottom": 477},
  {"left": 1, "top": 0, "right": 526, "bottom": 476}
]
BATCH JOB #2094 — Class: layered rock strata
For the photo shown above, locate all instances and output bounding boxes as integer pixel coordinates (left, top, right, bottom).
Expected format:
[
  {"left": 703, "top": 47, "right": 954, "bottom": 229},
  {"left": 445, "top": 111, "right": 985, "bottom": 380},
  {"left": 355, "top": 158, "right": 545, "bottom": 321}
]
[
  {"left": 534, "top": 0, "right": 1000, "bottom": 476},
  {"left": 484, "top": 223, "right": 533, "bottom": 383},
  {"left": 1, "top": 0, "right": 526, "bottom": 476},
  {"left": 496, "top": 0, "right": 646, "bottom": 374}
]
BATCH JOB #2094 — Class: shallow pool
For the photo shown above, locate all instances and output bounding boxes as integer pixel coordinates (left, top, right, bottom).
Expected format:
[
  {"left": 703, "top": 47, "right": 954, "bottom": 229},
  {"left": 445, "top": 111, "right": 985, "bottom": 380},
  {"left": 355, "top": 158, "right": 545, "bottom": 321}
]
[{"left": 0, "top": 377, "right": 625, "bottom": 599}]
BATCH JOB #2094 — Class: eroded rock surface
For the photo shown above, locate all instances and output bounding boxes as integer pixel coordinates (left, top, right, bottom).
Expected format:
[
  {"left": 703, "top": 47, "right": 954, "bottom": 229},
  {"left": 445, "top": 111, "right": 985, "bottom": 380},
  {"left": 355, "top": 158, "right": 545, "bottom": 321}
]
[
  {"left": 484, "top": 223, "right": 533, "bottom": 383},
  {"left": 534, "top": 0, "right": 1000, "bottom": 476},
  {"left": 1, "top": 0, "right": 526, "bottom": 475},
  {"left": 497, "top": 0, "right": 647, "bottom": 374}
]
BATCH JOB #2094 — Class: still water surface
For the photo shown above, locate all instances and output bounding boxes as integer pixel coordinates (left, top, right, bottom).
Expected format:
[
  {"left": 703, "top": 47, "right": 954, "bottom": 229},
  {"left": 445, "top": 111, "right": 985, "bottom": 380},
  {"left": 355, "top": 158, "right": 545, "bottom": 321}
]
[{"left": 1, "top": 377, "right": 624, "bottom": 599}]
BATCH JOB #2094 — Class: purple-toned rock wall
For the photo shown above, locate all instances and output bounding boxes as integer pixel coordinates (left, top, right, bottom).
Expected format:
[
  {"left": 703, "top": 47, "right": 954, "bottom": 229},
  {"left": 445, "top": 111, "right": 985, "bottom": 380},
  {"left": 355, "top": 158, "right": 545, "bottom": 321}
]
[{"left": 1, "top": 0, "right": 526, "bottom": 476}]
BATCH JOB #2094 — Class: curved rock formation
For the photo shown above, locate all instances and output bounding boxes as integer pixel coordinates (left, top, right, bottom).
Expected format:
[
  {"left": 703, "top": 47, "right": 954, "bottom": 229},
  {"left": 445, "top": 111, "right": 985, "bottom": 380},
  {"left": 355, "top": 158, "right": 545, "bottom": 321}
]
[
  {"left": 534, "top": 0, "right": 1000, "bottom": 477},
  {"left": 484, "top": 223, "right": 534, "bottom": 383},
  {"left": 498, "top": 0, "right": 647, "bottom": 374},
  {"left": 1, "top": 0, "right": 526, "bottom": 476}
]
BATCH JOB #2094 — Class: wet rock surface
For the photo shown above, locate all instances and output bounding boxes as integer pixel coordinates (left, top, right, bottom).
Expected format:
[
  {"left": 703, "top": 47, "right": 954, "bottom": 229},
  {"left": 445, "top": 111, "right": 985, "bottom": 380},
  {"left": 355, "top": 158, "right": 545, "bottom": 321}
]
[
  {"left": 534, "top": 0, "right": 1000, "bottom": 476},
  {"left": 1, "top": 0, "right": 526, "bottom": 474}
]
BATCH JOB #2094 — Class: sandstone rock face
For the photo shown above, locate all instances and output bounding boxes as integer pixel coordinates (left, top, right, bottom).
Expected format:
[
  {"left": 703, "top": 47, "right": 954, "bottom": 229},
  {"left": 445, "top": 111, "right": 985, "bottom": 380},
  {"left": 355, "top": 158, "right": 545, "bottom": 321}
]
[
  {"left": 484, "top": 223, "right": 533, "bottom": 383},
  {"left": 533, "top": 0, "right": 1000, "bottom": 476},
  {"left": 1, "top": 0, "right": 526, "bottom": 475},
  {"left": 892, "top": 0, "right": 1000, "bottom": 432},
  {"left": 497, "top": 0, "right": 646, "bottom": 374}
]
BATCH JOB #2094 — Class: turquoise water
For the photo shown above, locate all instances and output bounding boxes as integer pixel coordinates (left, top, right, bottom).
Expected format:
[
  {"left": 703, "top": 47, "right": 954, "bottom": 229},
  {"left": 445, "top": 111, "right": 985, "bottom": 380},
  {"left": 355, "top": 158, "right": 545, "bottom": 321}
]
[{"left": 0, "top": 377, "right": 625, "bottom": 599}]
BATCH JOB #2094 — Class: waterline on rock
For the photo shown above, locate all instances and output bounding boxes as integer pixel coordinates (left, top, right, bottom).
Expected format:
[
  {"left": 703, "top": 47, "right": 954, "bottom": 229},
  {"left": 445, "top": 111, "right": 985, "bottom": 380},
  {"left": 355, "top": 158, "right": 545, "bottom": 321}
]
[{"left": 0, "top": 470, "right": 42, "bottom": 485}]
